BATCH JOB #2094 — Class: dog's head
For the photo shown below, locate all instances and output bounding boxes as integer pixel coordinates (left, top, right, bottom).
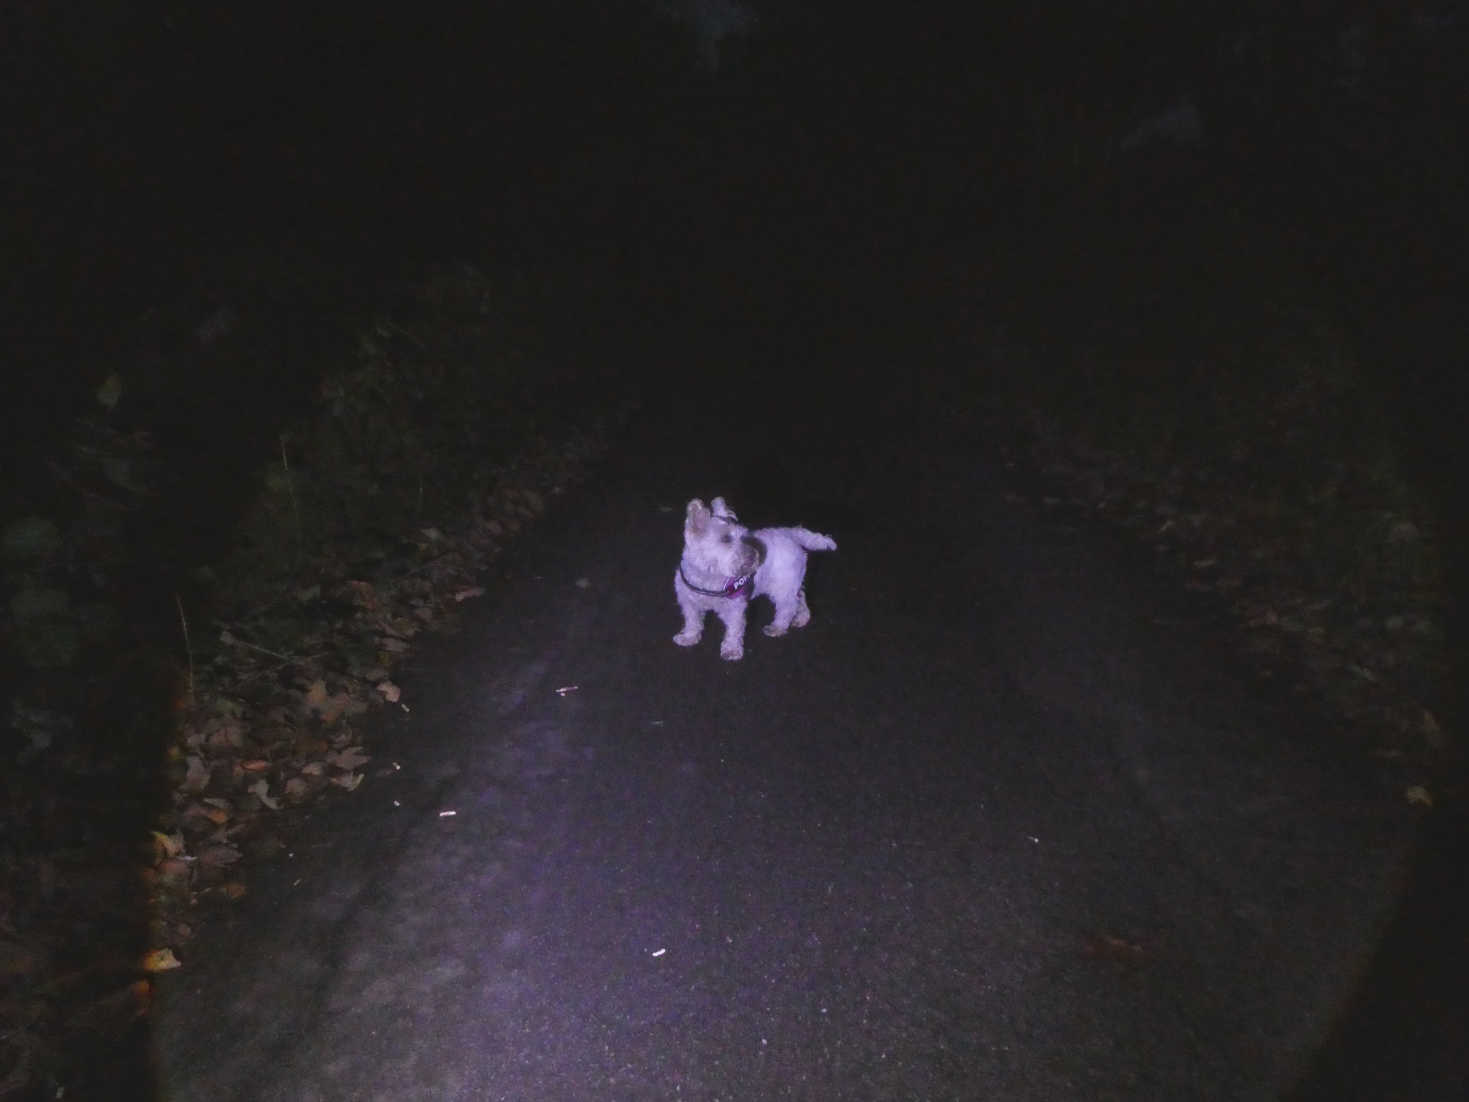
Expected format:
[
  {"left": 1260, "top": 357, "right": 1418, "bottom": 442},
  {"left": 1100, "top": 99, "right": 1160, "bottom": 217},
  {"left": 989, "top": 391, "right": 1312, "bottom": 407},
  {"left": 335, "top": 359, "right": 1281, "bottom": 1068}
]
[{"left": 682, "top": 497, "right": 760, "bottom": 578}]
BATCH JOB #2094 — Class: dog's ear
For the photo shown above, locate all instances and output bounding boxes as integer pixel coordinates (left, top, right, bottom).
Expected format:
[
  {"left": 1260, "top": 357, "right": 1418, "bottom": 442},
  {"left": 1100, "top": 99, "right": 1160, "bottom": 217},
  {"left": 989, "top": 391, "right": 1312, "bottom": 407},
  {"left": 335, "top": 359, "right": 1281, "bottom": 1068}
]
[
  {"left": 685, "top": 499, "right": 709, "bottom": 532},
  {"left": 710, "top": 497, "right": 736, "bottom": 521}
]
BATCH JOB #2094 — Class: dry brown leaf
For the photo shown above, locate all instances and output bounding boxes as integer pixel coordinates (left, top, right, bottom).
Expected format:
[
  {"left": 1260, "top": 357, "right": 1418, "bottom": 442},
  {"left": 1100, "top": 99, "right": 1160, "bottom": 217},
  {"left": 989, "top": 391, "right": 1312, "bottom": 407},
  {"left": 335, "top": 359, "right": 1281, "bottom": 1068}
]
[
  {"left": 241, "top": 758, "right": 271, "bottom": 773},
  {"left": 328, "top": 746, "right": 371, "bottom": 771},
  {"left": 196, "top": 844, "right": 242, "bottom": 868},
  {"left": 304, "top": 681, "right": 361, "bottom": 725},
  {"left": 156, "top": 858, "right": 192, "bottom": 883},
  {"left": 303, "top": 679, "right": 331, "bottom": 714},
  {"left": 294, "top": 732, "right": 329, "bottom": 757},
  {"left": 376, "top": 680, "right": 401, "bottom": 703},
  {"left": 142, "top": 948, "right": 182, "bottom": 972},
  {"left": 207, "top": 720, "right": 247, "bottom": 749},
  {"left": 182, "top": 802, "right": 230, "bottom": 827},
  {"left": 247, "top": 778, "right": 281, "bottom": 811},
  {"left": 1422, "top": 709, "right": 1444, "bottom": 747},
  {"left": 181, "top": 754, "right": 210, "bottom": 794},
  {"left": 345, "top": 580, "right": 379, "bottom": 611},
  {"left": 150, "top": 830, "right": 185, "bottom": 861}
]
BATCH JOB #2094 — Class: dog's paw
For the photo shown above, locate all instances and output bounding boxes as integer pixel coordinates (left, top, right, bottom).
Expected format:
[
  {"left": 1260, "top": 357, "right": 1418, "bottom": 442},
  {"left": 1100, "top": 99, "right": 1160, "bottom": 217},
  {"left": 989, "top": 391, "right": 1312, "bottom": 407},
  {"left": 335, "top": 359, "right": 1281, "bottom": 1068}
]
[
  {"left": 762, "top": 623, "right": 788, "bottom": 637},
  {"left": 719, "top": 642, "right": 744, "bottom": 660},
  {"left": 673, "top": 630, "right": 702, "bottom": 647}
]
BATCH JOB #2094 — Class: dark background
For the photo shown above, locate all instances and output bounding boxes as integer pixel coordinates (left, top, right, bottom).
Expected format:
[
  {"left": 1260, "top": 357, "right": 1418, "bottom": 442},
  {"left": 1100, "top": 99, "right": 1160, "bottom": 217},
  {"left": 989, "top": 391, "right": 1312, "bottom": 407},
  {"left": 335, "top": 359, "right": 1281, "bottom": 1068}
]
[{"left": 6, "top": 0, "right": 1465, "bottom": 508}]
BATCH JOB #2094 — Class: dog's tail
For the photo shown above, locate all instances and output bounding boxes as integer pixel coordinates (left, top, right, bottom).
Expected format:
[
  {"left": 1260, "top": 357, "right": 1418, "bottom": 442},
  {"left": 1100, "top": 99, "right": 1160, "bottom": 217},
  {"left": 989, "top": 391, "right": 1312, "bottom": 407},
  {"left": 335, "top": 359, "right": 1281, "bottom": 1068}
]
[{"left": 791, "top": 528, "right": 837, "bottom": 553}]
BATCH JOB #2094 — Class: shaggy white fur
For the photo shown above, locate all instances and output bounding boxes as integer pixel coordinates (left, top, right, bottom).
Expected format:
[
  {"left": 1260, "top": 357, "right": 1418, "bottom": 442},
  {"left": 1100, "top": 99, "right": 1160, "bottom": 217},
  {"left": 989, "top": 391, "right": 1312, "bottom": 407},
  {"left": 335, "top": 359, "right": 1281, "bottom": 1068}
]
[{"left": 673, "top": 496, "right": 837, "bottom": 661}]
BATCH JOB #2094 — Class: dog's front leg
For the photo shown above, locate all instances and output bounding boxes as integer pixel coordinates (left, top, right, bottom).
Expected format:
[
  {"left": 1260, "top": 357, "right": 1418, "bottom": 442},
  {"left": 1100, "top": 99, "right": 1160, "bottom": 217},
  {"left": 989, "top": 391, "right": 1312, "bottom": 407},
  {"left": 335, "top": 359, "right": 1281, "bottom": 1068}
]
[
  {"left": 674, "top": 606, "right": 705, "bottom": 647},
  {"left": 715, "top": 600, "right": 748, "bottom": 661},
  {"left": 673, "top": 581, "right": 708, "bottom": 647}
]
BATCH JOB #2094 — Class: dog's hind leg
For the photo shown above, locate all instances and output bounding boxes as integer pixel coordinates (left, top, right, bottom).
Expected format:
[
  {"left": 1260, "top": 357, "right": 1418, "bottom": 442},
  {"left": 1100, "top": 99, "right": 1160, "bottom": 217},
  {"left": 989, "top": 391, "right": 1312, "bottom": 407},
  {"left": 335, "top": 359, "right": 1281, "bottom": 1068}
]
[
  {"left": 763, "top": 587, "right": 811, "bottom": 637},
  {"left": 790, "top": 588, "right": 812, "bottom": 629}
]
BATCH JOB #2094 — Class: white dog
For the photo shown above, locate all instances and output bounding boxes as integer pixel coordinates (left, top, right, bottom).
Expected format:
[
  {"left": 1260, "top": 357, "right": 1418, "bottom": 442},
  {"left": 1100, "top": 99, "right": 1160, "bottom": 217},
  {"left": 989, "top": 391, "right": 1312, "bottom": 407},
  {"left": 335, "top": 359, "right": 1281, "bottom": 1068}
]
[{"left": 673, "top": 497, "right": 837, "bottom": 660}]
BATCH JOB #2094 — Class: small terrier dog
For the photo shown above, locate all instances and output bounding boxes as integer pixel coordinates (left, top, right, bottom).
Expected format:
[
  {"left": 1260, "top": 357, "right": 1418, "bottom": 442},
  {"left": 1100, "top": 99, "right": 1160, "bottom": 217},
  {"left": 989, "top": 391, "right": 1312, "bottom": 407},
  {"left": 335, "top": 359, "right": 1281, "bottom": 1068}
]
[{"left": 673, "top": 497, "right": 837, "bottom": 661}]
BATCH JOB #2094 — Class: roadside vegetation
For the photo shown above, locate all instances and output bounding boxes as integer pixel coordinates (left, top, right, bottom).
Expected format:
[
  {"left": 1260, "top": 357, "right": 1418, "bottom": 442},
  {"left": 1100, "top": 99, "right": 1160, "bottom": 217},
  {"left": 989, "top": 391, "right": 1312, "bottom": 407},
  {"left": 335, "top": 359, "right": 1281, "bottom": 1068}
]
[
  {"left": 1, "top": 261, "right": 632, "bottom": 1097},
  {"left": 986, "top": 173, "right": 1452, "bottom": 784}
]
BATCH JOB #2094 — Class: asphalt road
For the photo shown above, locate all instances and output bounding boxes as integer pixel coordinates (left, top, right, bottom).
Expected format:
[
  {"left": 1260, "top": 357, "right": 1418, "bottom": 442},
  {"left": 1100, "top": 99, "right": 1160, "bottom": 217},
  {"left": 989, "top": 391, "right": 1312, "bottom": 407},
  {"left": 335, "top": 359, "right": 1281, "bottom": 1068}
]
[{"left": 154, "top": 371, "right": 1419, "bottom": 1100}]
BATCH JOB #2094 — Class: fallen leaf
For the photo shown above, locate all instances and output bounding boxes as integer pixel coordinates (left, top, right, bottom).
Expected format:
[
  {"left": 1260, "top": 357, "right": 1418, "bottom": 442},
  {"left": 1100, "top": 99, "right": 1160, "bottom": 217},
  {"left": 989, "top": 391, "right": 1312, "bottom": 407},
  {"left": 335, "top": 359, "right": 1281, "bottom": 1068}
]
[
  {"left": 303, "top": 680, "right": 331, "bottom": 714},
  {"left": 1422, "top": 710, "right": 1444, "bottom": 748},
  {"left": 150, "top": 830, "right": 185, "bottom": 861},
  {"left": 376, "top": 680, "right": 401, "bottom": 703},
  {"left": 453, "top": 586, "right": 485, "bottom": 602},
  {"left": 1405, "top": 785, "right": 1433, "bottom": 808},
  {"left": 142, "top": 948, "right": 182, "bottom": 972},
  {"left": 181, "top": 755, "right": 210, "bottom": 793},
  {"left": 156, "top": 858, "right": 192, "bottom": 883},
  {"left": 330, "top": 772, "right": 364, "bottom": 791},
  {"left": 206, "top": 720, "right": 246, "bottom": 749},
  {"left": 182, "top": 802, "right": 230, "bottom": 827},
  {"left": 196, "top": 844, "right": 242, "bottom": 868},
  {"left": 247, "top": 778, "right": 281, "bottom": 810},
  {"left": 345, "top": 580, "right": 379, "bottom": 611},
  {"left": 327, "top": 746, "right": 371, "bottom": 770}
]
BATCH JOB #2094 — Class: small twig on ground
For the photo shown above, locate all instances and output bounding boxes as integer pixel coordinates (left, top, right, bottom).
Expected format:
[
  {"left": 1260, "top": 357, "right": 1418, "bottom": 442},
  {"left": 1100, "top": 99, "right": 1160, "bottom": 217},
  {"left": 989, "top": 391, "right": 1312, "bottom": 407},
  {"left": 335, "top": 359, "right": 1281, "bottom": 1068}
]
[
  {"left": 280, "top": 434, "right": 302, "bottom": 571},
  {"left": 218, "top": 630, "right": 297, "bottom": 663},
  {"left": 174, "top": 593, "right": 194, "bottom": 707}
]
